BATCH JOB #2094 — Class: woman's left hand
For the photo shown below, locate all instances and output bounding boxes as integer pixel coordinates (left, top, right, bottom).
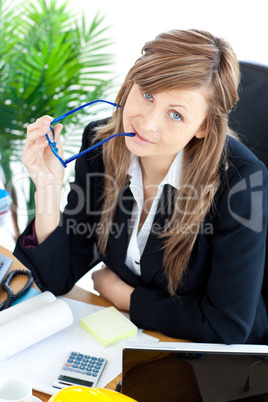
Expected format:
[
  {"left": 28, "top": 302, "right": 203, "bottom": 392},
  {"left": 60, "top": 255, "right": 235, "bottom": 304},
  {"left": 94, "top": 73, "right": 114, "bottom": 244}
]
[{"left": 92, "top": 265, "right": 134, "bottom": 311}]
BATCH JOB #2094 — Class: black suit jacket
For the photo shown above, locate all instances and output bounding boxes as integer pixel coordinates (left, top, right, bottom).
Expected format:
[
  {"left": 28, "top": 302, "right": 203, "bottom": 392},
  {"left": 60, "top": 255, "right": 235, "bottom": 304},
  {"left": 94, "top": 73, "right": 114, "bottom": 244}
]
[{"left": 14, "top": 120, "right": 268, "bottom": 344}]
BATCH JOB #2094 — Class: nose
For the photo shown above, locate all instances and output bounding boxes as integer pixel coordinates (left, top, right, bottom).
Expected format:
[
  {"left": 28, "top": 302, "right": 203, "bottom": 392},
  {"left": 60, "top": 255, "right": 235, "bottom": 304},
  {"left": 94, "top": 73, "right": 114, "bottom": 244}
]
[{"left": 140, "top": 105, "right": 161, "bottom": 134}]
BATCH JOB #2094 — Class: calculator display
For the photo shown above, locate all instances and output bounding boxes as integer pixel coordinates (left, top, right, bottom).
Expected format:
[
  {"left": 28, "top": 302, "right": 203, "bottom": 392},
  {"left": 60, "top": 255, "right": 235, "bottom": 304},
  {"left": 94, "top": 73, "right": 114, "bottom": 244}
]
[{"left": 58, "top": 375, "right": 94, "bottom": 387}]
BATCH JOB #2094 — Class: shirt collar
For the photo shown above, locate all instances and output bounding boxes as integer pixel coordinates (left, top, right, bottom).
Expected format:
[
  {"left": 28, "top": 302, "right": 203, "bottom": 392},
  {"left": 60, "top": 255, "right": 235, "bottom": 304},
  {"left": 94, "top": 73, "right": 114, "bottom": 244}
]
[{"left": 127, "top": 150, "right": 183, "bottom": 191}]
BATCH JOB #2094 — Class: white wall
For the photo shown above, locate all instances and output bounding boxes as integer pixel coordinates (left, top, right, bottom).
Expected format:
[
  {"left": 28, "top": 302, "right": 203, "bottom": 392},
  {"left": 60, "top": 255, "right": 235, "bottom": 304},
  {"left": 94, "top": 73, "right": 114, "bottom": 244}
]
[{"left": 72, "top": 0, "right": 268, "bottom": 84}]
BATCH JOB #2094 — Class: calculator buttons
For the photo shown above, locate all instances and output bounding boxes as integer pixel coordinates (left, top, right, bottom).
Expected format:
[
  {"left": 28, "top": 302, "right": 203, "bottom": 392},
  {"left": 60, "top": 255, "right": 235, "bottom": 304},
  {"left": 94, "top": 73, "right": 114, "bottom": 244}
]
[
  {"left": 53, "top": 350, "right": 108, "bottom": 391},
  {"left": 61, "top": 352, "right": 107, "bottom": 381}
]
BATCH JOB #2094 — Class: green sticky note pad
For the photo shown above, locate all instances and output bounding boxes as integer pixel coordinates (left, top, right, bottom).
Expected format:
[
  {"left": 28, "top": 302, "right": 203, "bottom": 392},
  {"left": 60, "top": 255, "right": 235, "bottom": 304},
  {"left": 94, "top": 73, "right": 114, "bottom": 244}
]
[{"left": 80, "top": 306, "right": 138, "bottom": 346}]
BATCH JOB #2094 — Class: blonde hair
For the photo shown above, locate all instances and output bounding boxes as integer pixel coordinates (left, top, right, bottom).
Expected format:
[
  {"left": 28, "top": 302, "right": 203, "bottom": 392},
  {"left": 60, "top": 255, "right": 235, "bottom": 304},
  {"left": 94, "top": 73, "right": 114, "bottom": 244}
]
[{"left": 95, "top": 29, "right": 240, "bottom": 295}]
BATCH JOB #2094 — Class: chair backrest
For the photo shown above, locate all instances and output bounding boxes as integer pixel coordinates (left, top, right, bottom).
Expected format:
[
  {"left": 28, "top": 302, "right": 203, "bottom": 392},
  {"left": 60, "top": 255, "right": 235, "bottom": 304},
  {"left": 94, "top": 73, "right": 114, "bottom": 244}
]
[
  {"left": 229, "top": 61, "right": 268, "bottom": 168},
  {"left": 229, "top": 61, "right": 268, "bottom": 308}
]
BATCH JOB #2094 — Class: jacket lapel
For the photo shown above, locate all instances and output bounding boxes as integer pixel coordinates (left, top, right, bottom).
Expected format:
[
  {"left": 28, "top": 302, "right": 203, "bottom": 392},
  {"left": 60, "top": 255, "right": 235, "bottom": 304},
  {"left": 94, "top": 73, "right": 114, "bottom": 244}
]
[
  {"left": 106, "top": 184, "right": 133, "bottom": 266},
  {"left": 140, "top": 184, "right": 177, "bottom": 283}
]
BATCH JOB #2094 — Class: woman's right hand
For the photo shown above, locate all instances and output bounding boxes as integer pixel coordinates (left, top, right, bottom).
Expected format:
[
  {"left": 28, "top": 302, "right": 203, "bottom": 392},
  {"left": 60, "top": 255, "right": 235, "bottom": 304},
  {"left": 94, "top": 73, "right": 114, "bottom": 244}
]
[{"left": 22, "top": 116, "right": 65, "bottom": 191}]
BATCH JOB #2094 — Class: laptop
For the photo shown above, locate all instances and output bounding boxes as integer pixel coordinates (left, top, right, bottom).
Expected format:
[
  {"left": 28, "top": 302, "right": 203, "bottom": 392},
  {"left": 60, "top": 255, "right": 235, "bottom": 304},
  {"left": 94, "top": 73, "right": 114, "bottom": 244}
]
[{"left": 121, "top": 342, "right": 268, "bottom": 402}]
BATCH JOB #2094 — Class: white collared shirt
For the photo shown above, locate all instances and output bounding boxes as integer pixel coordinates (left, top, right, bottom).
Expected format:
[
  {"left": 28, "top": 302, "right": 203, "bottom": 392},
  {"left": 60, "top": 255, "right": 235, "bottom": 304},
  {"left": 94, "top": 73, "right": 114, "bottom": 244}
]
[{"left": 125, "top": 151, "right": 183, "bottom": 275}]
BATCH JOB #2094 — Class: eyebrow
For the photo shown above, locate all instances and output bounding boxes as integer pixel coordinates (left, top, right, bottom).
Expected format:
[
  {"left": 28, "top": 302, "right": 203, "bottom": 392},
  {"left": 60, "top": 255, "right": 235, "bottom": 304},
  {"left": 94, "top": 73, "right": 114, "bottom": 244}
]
[{"left": 169, "top": 104, "right": 192, "bottom": 117}]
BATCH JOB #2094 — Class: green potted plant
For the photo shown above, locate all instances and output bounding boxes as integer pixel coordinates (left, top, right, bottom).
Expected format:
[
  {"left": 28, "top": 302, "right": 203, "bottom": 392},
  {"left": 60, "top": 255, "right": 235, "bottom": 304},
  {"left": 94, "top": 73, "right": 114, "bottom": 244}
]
[{"left": 0, "top": 0, "right": 114, "bottom": 238}]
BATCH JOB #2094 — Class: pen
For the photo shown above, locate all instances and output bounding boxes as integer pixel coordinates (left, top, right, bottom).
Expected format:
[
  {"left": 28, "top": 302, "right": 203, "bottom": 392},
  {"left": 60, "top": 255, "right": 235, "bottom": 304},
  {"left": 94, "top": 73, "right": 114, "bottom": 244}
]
[{"left": 115, "top": 380, "right": 122, "bottom": 392}]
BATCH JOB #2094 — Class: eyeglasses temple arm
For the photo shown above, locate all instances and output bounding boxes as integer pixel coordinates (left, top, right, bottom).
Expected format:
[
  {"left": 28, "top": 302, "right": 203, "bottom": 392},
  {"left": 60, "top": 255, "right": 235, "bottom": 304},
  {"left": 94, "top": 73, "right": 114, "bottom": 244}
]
[
  {"left": 51, "top": 100, "right": 120, "bottom": 125},
  {"left": 64, "top": 132, "right": 135, "bottom": 165}
]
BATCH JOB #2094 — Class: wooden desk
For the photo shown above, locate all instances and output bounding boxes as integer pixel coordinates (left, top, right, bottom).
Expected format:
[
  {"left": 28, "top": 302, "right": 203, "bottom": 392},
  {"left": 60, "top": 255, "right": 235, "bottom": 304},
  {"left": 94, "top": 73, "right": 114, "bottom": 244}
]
[
  {"left": 2, "top": 246, "right": 268, "bottom": 402},
  {"left": 0, "top": 246, "right": 183, "bottom": 401}
]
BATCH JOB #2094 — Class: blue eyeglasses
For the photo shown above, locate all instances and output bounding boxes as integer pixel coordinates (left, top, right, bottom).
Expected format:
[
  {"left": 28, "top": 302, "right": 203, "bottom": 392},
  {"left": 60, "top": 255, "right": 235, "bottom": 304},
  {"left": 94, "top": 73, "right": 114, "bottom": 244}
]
[{"left": 45, "top": 100, "right": 135, "bottom": 168}]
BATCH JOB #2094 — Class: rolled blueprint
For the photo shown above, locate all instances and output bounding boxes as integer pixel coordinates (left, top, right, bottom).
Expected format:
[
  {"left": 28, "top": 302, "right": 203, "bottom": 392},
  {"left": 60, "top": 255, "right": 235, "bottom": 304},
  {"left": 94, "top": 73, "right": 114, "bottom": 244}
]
[
  {"left": 0, "top": 292, "right": 73, "bottom": 361},
  {"left": 0, "top": 291, "right": 56, "bottom": 326}
]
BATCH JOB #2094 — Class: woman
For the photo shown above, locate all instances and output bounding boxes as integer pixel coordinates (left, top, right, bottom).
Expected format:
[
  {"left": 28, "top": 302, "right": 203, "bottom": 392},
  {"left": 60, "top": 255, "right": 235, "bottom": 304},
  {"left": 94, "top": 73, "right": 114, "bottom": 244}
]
[{"left": 14, "top": 29, "right": 268, "bottom": 344}]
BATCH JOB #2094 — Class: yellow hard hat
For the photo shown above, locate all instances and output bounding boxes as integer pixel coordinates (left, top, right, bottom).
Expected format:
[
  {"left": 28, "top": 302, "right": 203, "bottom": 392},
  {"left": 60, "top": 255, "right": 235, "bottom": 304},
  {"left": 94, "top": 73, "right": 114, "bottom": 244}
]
[{"left": 48, "top": 386, "right": 138, "bottom": 401}]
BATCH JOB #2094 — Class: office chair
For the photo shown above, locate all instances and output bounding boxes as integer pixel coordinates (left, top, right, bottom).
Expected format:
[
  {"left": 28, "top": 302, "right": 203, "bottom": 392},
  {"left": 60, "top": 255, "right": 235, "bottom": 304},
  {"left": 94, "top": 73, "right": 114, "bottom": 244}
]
[{"left": 229, "top": 61, "right": 268, "bottom": 310}]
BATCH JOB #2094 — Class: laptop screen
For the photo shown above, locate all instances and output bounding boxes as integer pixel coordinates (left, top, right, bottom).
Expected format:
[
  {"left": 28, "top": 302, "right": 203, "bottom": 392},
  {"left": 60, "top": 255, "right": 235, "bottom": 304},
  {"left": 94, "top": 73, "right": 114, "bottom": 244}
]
[{"left": 121, "top": 343, "right": 268, "bottom": 402}]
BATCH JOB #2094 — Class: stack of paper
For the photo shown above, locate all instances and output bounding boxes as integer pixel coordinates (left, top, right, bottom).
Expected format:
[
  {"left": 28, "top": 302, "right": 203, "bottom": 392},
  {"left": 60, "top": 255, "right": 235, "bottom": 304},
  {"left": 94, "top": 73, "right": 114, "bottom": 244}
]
[
  {"left": 80, "top": 306, "right": 138, "bottom": 346},
  {"left": 0, "top": 189, "right": 12, "bottom": 215}
]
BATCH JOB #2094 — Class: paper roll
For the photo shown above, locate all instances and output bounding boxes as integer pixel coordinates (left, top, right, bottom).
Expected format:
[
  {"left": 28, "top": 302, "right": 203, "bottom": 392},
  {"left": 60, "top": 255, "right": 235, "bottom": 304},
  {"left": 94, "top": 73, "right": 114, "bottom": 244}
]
[
  {"left": 0, "top": 291, "right": 56, "bottom": 327},
  {"left": 0, "top": 295, "right": 73, "bottom": 361}
]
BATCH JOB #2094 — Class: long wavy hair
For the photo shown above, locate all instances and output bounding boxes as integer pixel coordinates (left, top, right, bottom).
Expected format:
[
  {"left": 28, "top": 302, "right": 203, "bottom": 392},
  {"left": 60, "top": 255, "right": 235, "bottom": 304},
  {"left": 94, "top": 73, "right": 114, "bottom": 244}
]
[{"left": 94, "top": 29, "right": 240, "bottom": 295}]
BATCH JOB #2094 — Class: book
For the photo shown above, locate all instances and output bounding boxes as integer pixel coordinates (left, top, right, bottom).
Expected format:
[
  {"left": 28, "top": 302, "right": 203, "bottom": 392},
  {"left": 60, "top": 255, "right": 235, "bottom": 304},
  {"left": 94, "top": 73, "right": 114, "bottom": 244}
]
[{"left": 0, "top": 189, "right": 12, "bottom": 215}]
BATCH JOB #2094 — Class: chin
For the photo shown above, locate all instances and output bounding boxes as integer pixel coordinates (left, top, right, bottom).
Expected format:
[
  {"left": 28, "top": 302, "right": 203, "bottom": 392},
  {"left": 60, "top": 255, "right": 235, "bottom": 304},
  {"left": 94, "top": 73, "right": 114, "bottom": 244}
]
[{"left": 124, "top": 137, "right": 152, "bottom": 158}]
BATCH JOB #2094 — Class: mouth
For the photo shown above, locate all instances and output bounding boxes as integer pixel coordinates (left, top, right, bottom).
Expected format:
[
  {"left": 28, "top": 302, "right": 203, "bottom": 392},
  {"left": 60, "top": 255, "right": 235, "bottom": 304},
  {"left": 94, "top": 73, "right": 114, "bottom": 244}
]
[{"left": 132, "top": 125, "right": 156, "bottom": 145}]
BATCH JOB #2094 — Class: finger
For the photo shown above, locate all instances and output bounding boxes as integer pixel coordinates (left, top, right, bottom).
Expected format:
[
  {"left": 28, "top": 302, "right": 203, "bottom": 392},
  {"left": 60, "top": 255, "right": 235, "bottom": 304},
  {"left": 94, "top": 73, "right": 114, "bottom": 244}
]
[
  {"left": 35, "top": 115, "right": 54, "bottom": 123},
  {"left": 53, "top": 124, "right": 63, "bottom": 140},
  {"left": 26, "top": 121, "right": 61, "bottom": 148},
  {"left": 22, "top": 137, "right": 48, "bottom": 166},
  {"left": 26, "top": 122, "right": 51, "bottom": 145},
  {"left": 24, "top": 132, "right": 49, "bottom": 157},
  {"left": 28, "top": 116, "right": 53, "bottom": 132},
  {"left": 24, "top": 136, "right": 48, "bottom": 154}
]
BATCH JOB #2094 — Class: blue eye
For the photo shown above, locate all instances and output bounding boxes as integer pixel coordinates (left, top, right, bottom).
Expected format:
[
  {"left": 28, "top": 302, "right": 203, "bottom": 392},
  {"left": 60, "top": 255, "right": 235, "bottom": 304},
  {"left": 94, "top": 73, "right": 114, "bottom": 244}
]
[
  {"left": 170, "top": 111, "right": 182, "bottom": 121},
  {"left": 143, "top": 93, "right": 153, "bottom": 101}
]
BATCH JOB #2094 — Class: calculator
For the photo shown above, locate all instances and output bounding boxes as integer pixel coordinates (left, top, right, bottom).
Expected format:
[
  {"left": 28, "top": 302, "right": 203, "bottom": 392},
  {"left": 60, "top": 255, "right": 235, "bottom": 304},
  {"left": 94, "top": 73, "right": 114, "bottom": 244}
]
[{"left": 53, "top": 351, "right": 107, "bottom": 389}]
